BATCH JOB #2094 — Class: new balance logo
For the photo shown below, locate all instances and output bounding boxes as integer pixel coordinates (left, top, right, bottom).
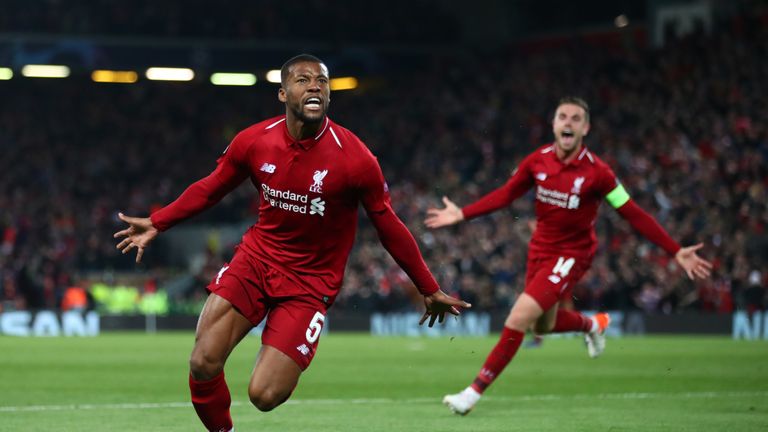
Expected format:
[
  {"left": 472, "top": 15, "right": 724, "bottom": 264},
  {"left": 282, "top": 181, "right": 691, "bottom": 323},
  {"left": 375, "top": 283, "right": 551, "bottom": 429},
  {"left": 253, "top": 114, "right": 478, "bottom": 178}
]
[
  {"left": 310, "top": 197, "right": 325, "bottom": 216},
  {"left": 296, "top": 344, "right": 310, "bottom": 356},
  {"left": 536, "top": 172, "right": 547, "bottom": 181},
  {"left": 260, "top": 163, "right": 276, "bottom": 173}
]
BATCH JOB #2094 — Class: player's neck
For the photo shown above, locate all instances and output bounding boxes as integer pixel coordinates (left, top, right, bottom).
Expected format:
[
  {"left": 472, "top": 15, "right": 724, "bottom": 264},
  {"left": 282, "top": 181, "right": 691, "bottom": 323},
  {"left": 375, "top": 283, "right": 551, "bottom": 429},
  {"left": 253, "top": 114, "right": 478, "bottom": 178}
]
[
  {"left": 286, "top": 114, "right": 324, "bottom": 141},
  {"left": 555, "top": 142, "right": 582, "bottom": 164}
]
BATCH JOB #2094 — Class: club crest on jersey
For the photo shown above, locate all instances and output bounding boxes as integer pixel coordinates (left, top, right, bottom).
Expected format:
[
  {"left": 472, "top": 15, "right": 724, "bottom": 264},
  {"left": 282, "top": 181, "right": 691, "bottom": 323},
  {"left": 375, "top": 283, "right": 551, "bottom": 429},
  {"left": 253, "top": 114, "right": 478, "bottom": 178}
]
[
  {"left": 571, "top": 176, "right": 585, "bottom": 194},
  {"left": 310, "top": 169, "right": 328, "bottom": 193},
  {"left": 536, "top": 172, "right": 547, "bottom": 181}
]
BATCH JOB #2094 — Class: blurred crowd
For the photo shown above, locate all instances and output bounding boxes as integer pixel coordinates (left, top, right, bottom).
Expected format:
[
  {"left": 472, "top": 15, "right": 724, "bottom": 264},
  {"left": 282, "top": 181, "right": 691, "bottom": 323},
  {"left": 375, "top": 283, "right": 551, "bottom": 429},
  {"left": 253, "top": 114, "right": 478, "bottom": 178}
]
[
  {"left": 1, "top": 8, "right": 766, "bottom": 315},
  {"left": 0, "top": 0, "right": 459, "bottom": 44}
]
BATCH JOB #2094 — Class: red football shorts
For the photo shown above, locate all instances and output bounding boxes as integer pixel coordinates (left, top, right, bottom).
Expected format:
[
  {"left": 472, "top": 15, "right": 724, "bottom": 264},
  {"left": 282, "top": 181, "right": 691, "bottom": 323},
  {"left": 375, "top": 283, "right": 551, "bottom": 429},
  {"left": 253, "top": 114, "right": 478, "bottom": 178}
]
[
  {"left": 524, "top": 254, "right": 592, "bottom": 311},
  {"left": 207, "top": 250, "right": 328, "bottom": 370}
]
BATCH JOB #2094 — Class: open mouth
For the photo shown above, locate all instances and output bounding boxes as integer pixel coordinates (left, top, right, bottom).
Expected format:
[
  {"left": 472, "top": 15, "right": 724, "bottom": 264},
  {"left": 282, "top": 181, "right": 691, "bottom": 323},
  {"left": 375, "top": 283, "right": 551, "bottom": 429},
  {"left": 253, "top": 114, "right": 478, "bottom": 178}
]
[
  {"left": 562, "top": 130, "right": 575, "bottom": 138},
  {"left": 304, "top": 97, "right": 322, "bottom": 110}
]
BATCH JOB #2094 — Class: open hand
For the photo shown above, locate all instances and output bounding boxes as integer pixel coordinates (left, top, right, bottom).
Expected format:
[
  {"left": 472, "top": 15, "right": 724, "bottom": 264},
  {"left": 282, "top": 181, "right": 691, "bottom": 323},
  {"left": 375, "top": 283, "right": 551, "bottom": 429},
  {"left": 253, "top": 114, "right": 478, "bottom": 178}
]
[
  {"left": 113, "top": 212, "right": 158, "bottom": 263},
  {"left": 425, "top": 196, "right": 464, "bottom": 229},
  {"left": 419, "top": 289, "right": 472, "bottom": 327},
  {"left": 675, "top": 243, "right": 713, "bottom": 280}
]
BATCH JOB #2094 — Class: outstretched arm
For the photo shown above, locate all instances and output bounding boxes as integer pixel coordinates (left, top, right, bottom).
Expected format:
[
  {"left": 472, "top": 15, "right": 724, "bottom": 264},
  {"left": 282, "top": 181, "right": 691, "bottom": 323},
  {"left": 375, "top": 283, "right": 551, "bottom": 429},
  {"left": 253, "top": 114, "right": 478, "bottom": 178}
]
[
  {"left": 367, "top": 205, "right": 472, "bottom": 326},
  {"left": 116, "top": 134, "right": 250, "bottom": 263},
  {"left": 616, "top": 198, "right": 713, "bottom": 280},
  {"left": 425, "top": 165, "right": 533, "bottom": 229},
  {"left": 150, "top": 163, "right": 249, "bottom": 231}
]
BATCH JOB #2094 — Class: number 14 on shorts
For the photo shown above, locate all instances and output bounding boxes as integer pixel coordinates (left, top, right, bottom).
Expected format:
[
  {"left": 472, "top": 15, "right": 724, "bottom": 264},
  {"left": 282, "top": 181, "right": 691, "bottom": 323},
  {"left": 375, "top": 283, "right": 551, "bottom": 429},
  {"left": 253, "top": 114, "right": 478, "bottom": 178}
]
[{"left": 549, "top": 256, "right": 575, "bottom": 284}]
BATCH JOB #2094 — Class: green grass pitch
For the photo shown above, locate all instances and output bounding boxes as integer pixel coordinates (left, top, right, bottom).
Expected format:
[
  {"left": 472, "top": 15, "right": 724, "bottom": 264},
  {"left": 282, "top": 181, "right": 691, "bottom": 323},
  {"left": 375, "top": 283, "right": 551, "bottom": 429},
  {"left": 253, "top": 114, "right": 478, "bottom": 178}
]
[{"left": 1, "top": 333, "right": 767, "bottom": 431}]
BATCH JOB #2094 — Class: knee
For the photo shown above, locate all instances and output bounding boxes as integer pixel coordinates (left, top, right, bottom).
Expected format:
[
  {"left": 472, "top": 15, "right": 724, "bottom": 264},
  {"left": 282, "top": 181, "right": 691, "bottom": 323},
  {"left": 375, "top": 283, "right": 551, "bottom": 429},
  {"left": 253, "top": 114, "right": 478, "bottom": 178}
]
[
  {"left": 189, "top": 349, "right": 224, "bottom": 380},
  {"left": 504, "top": 312, "right": 533, "bottom": 332},
  {"left": 249, "top": 387, "right": 288, "bottom": 412}
]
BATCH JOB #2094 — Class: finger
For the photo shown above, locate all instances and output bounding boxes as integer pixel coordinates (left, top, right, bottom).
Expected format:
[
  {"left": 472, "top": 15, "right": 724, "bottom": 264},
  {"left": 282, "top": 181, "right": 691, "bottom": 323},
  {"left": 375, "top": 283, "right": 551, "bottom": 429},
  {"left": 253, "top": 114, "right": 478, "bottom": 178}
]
[
  {"left": 688, "top": 243, "right": 704, "bottom": 252},
  {"left": 419, "top": 312, "right": 429, "bottom": 326},
  {"left": 121, "top": 243, "right": 136, "bottom": 255},
  {"left": 113, "top": 228, "right": 131, "bottom": 238},
  {"left": 445, "top": 297, "right": 472, "bottom": 308},
  {"left": 425, "top": 220, "right": 443, "bottom": 229},
  {"left": 438, "top": 312, "right": 445, "bottom": 324},
  {"left": 426, "top": 209, "right": 441, "bottom": 216},
  {"left": 698, "top": 258, "right": 713, "bottom": 269},
  {"left": 428, "top": 313, "right": 438, "bottom": 327},
  {"left": 136, "top": 247, "right": 144, "bottom": 263},
  {"left": 448, "top": 306, "right": 460, "bottom": 316},
  {"left": 117, "top": 238, "right": 132, "bottom": 250},
  {"left": 442, "top": 196, "right": 453, "bottom": 207},
  {"left": 685, "top": 267, "right": 694, "bottom": 280},
  {"left": 695, "top": 266, "right": 711, "bottom": 279}
]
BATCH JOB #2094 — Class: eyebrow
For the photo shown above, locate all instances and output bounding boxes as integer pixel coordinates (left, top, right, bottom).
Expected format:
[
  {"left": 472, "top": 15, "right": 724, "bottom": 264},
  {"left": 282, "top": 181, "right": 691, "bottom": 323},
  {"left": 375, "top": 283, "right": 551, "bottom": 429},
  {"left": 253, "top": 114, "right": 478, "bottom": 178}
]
[{"left": 294, "top": 72, "right": 328, "bottom": 79}]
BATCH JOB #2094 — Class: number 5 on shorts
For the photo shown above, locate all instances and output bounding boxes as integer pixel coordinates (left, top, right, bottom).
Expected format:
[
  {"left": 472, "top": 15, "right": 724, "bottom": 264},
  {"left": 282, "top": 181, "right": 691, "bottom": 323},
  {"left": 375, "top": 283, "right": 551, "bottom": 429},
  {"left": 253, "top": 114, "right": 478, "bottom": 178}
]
[{"left": 305, "top": 311, "right": 325, "bottom": 343}]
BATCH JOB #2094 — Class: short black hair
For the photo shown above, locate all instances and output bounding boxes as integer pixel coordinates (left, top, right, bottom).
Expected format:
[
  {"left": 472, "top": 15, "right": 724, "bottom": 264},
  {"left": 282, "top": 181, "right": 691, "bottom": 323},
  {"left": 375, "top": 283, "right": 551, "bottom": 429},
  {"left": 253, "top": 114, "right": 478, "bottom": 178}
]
[
  {"left": 557, "top": 96, "right": 590, "bottom": 122},
  {"left": 280, "top": 54, "right": 325, "bottom": 86}
]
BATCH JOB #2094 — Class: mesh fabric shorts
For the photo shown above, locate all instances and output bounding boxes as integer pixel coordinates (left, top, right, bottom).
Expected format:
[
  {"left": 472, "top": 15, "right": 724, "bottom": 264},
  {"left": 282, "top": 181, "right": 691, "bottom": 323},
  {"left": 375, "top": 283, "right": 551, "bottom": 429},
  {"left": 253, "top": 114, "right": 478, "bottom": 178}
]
[{"left": 207, "top": 250, "right": 328, "bottom": 370}]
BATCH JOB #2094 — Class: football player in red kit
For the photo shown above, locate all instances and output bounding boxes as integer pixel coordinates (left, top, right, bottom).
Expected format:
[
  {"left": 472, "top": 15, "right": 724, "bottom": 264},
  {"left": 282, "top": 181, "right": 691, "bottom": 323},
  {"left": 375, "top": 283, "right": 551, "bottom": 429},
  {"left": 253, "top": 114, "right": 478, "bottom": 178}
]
[
  {"left": 114, "top": 54, "right": 470, "bottom": 431},
  {"left": 425, "top": 97, "right": 712, "bottom": 415}
]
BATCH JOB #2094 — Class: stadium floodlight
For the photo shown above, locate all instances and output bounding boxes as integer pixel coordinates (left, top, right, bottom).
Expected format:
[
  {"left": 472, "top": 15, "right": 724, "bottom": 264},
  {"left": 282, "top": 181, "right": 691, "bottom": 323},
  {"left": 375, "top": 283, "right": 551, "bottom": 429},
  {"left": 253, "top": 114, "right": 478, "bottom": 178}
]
[
  {"left": 0, "top": 67, "right": 12, "bottom": 80},
  {"left": 330, "top": 77, "right": 358, "bottom": 91},
  {"left": 210, "top": 72, "right": 257, "bottom": 86},
  {"left": 92, "top": 70, "right": 138, "bottom": 83},
  {"left": 145, "top": 67, "right": 195, "bottom": 81},
  {"left": 21, "top": 64, "right": 70, "bottom": 78},
  {"left": 266, "top": 70, "right": 282, "bottom": 83}
]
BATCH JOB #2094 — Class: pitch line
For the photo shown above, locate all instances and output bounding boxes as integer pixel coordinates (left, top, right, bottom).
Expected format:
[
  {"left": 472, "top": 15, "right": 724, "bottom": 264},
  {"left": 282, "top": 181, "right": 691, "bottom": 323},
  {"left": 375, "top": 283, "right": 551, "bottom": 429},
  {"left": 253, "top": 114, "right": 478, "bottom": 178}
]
[{"left": 1, "top": 391, "right": 766, "bottom": 413}]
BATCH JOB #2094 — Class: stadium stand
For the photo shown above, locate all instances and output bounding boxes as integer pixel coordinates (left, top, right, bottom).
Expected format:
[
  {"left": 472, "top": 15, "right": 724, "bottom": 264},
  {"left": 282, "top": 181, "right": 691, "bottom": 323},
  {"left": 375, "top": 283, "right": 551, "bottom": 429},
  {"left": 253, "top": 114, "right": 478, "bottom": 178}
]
[{"left": 1, "top": 3, "right": 766, "bottom": 315}]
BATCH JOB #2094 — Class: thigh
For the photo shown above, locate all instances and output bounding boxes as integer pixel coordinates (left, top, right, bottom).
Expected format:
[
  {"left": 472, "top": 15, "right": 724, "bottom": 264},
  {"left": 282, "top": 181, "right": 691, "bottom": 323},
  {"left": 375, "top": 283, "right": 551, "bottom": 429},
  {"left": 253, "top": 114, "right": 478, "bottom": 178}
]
[
  {"left": 249, "top": 296, "right": 328, "bottom": 400},
  {"left": 249, "top": 345, "right": 302, "bottom": 401},
  {"left": 262, "top": 295, "right": 328, "bottom": 371},
  {"left": 190, "top": 293, "right": 255, "bottom": 379}
]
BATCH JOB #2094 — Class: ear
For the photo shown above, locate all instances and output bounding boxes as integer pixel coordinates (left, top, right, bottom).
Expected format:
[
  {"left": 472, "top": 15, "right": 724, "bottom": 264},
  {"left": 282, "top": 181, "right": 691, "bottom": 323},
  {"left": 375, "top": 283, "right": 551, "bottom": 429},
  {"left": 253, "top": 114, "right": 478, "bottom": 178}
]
[
  {"left": 278, "top": 87, "right": 287, "bottom": 103},
  {"left": 583, "top": 122, "right": 591, "bottom": 136}
]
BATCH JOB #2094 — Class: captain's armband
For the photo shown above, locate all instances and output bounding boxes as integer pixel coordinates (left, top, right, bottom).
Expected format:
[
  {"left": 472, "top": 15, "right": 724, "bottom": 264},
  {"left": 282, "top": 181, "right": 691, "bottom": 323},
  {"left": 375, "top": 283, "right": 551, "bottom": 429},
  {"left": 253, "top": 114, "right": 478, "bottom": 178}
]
[{"left": 605, "top": 184, "right": 631, "bottom": 209}]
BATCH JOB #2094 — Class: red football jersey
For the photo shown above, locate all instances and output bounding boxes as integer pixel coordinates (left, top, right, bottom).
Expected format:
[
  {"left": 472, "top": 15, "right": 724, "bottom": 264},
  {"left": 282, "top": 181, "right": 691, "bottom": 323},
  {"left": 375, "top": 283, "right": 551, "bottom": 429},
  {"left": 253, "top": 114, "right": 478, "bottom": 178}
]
[
  {"left": 152, "top": 115, "right": 395, "bottom": 301},
  {"left": 463, "top": 144, "right": 619, "bottom": 259}
]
